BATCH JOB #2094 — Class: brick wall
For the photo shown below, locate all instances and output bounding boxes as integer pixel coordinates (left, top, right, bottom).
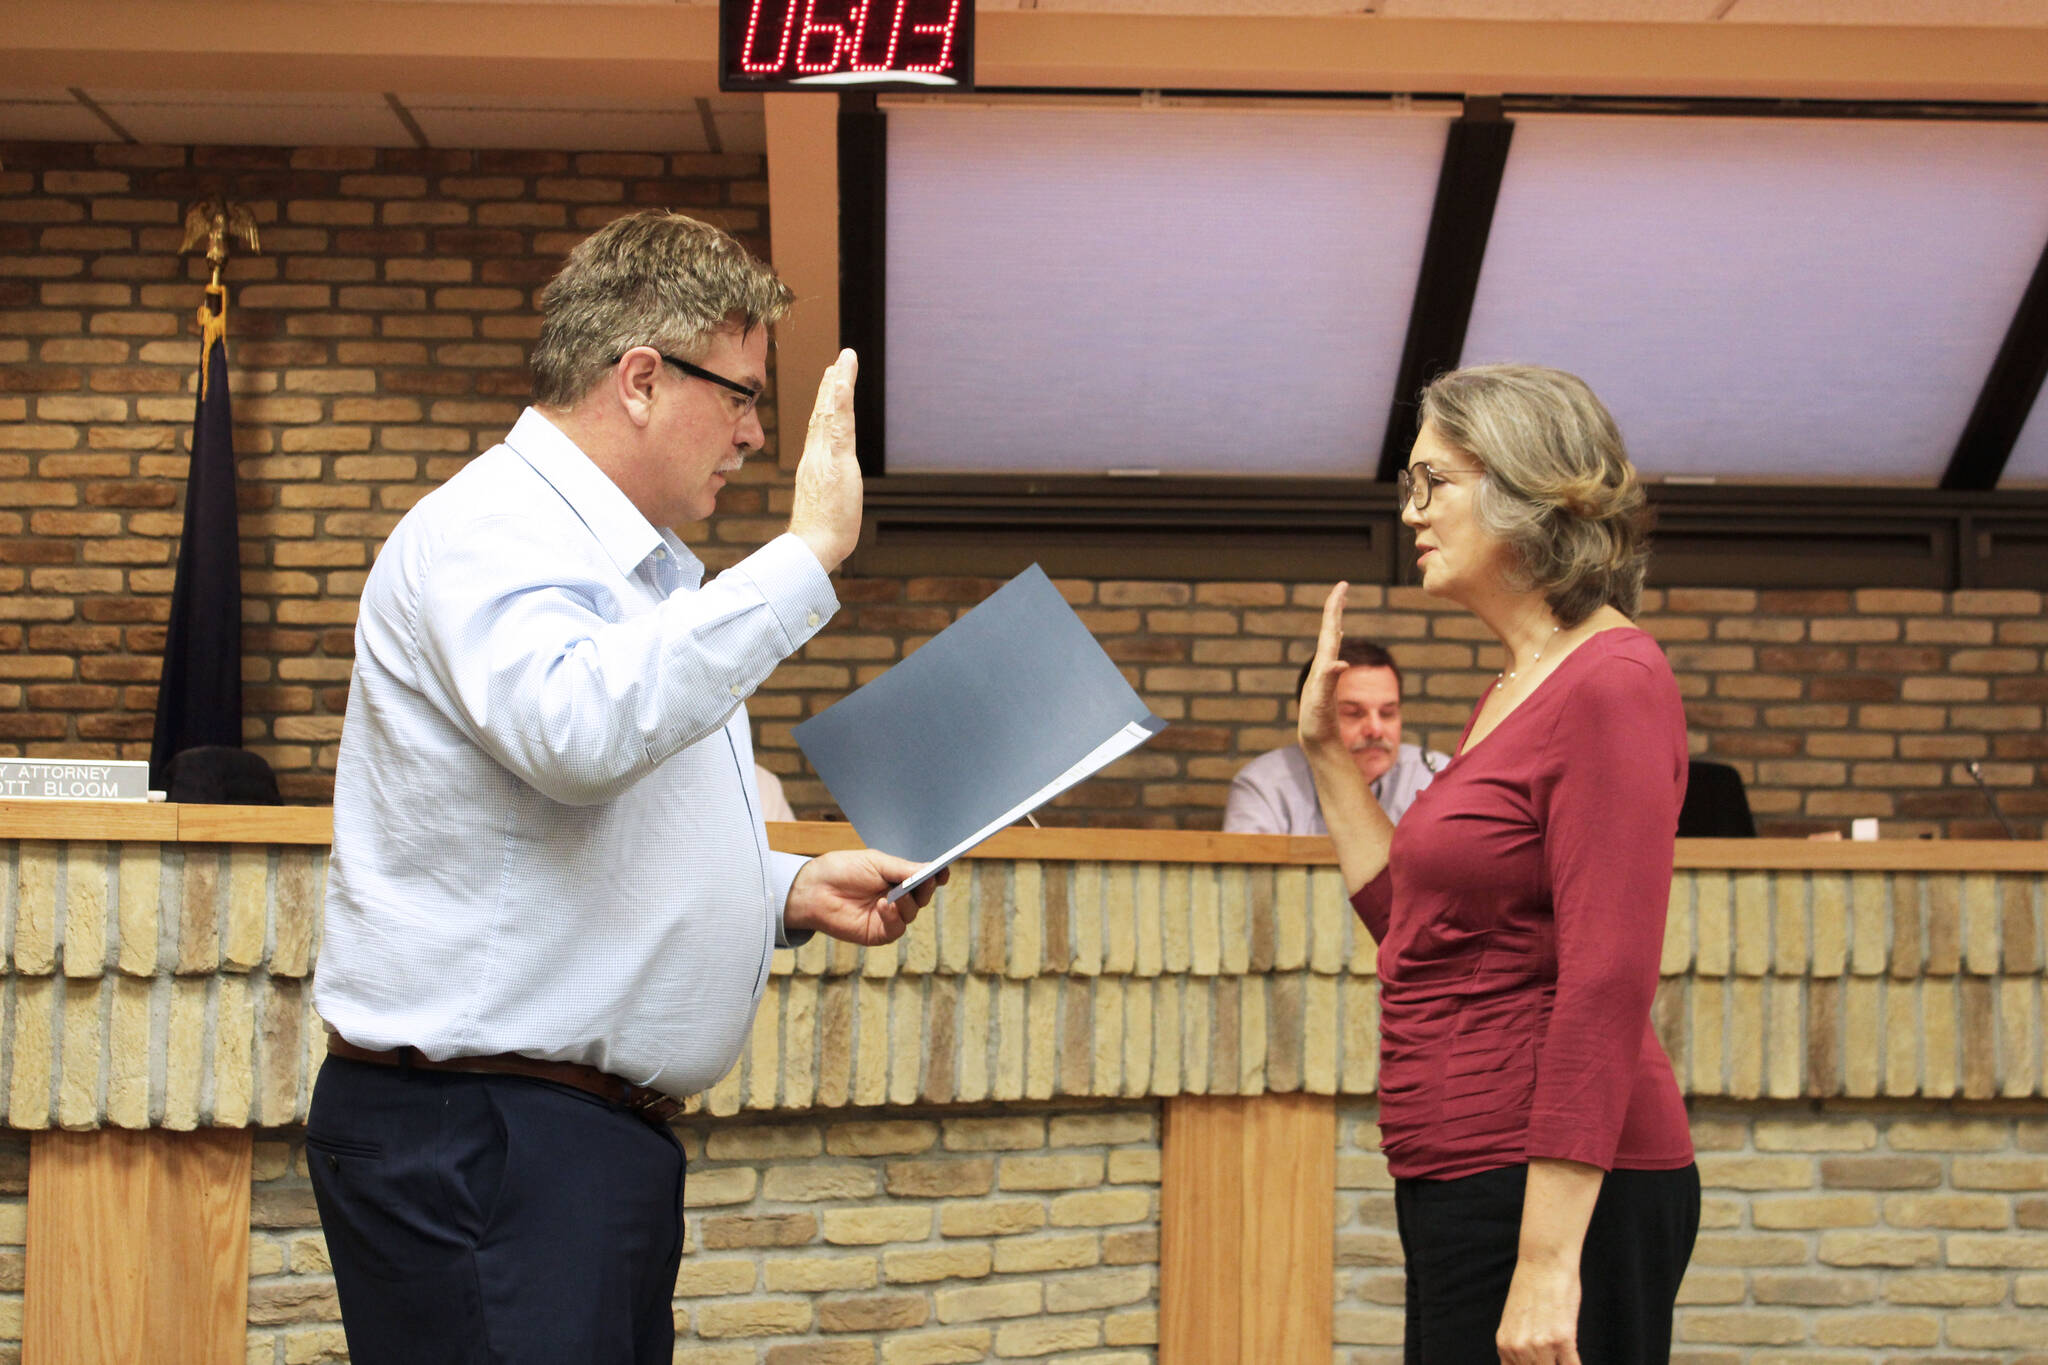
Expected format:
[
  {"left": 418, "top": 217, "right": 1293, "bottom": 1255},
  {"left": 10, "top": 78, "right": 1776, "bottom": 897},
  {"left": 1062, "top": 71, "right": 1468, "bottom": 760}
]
[
  {"left": 247, "top": 1130, "right": 341, "bottom": 1363},
  {"left": 1022, "top": 582, "right": 2047, "bottom": 840},
  {"left": 0, "top": 139, "right": 779, "bottom": 803},
  {"left": 2, "top": 140, "right": 2043, "bottom": 837},
  {"left": 0, "top": 1136, "right": 20, "bottom": 1359},
  {"left": 244, "top": 1106, "right": 1161, "bottom": 1365},
  {"left": 1336, "top": 1103, "right": 2048, "bottom": 1363},
  {"left": 209, "top": 1104, "right": 2048, "bottom": 1364}
]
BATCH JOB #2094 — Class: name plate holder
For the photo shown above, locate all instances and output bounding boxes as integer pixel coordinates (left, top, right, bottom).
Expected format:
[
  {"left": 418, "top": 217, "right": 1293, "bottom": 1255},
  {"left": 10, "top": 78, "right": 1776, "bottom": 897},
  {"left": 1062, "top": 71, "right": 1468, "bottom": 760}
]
[{"left": 0, "top": 758, "right": 154, "bottom": 802}]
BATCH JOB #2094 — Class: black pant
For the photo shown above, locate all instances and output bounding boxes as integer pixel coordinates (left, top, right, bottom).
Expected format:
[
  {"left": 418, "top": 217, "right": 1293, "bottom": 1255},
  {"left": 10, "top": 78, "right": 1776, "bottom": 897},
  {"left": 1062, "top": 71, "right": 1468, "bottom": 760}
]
[
  {"left": 1394, "top": 1163, "right": 1700, "bottom": 1365},
  {"left": 307, "top": 1055, "right": 687, "bottom": 1365}
]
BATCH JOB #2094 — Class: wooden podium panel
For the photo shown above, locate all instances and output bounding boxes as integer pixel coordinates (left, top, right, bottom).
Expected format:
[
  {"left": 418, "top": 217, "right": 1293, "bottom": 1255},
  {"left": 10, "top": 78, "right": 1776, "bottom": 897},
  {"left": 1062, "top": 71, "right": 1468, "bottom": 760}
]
[
  {"left": 1162, "top": 1093, "right": 1336, "bottom": 1364},
  {"left": 26, "top": 1128, "right": 253, "bottom": 1365}
]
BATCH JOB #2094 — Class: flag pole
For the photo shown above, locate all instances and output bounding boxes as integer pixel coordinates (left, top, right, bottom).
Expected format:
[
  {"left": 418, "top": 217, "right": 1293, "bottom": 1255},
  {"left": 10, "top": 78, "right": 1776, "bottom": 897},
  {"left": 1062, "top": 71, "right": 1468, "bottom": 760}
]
[{"left": 149, "top": 198, "right": 262, "bottom": 793}]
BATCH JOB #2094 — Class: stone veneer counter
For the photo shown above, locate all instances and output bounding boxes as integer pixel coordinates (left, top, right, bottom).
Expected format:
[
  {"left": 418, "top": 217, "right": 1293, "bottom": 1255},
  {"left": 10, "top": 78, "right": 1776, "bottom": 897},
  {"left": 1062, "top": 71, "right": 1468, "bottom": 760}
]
[
  {"left": 6, "top": 803, "right": 2048, "bottom": 1364},
  {"left": 5, "top": 802, "right": 2045, "bottom": 1132}
]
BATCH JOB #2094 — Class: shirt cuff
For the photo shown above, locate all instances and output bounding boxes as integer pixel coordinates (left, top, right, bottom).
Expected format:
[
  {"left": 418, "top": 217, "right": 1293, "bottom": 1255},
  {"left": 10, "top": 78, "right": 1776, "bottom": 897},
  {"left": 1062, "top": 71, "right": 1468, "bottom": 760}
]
[
  {"left": 769, "top": 849, "right": 814, "bottom": 949},
  {"left": 1524, "top": 1133, "right": 1618, "bottom": 1172},
  {"left": 731, "top": 533, "right": 839, "bottom": 652}
]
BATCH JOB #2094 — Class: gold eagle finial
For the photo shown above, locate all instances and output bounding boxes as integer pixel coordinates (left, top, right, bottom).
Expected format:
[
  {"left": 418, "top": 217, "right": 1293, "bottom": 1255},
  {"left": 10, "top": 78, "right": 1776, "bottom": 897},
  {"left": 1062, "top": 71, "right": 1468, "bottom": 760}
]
[
  {"left": 179, "top": 195, "right": 261, "bottom": 285},
  {"left": 180, "top": 196, "right": 260, "bottom": 397}
]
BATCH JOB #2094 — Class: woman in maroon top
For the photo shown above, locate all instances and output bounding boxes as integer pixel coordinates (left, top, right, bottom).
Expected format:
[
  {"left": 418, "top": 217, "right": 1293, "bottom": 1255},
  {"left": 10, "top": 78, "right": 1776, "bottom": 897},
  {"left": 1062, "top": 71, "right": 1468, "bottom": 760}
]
[{"left": 1302, "top": 365, "right": 1698, "bottom": 1365}]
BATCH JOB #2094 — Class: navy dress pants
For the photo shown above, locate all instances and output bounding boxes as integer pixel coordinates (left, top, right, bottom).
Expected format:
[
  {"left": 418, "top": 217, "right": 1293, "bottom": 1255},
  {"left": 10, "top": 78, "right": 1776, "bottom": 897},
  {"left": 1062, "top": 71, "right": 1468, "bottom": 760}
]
[
  {"left": 307, "top": 1055, "right": 687, "bottom": 1365},
  {"left": 1394, "top": 1163, "right": 1700, "bottom": 1365}
]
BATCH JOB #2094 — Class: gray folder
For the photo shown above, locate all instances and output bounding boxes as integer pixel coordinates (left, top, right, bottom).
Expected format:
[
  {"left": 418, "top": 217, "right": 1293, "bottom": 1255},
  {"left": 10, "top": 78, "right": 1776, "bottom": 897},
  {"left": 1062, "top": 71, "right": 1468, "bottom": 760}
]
[{"left": 794, "top": 564, "right": 1166, "bottom": 895}]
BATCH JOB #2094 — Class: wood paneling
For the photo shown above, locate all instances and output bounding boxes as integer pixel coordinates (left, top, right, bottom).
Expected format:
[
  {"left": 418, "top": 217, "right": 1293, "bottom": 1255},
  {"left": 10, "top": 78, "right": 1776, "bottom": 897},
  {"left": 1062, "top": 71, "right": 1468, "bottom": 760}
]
[
  {"left": 1240, "top": 1094, "right": 1338, "bottom": 1359},
  {"left": 176, "top": 803, "right": 332, "bottom": 845},
  {"left": 18, "top": 7, "right": 2048, "bottom": 104},
  {"left": 4, "top": 802, "right": 2042, "bottom": 871},
  {"left": 767, "top": 822, "right": 2048, "bottom": 873},
  {"left": 26, "top": 1128, "right": 254, "bottom": 1365},
  {"left": 1162, "top": 1093, "right": 1336, "bottom": 1363},
  {"left": 0, "top": 801, "right": 176, "bottom": 841},
  {"left": 767, "top": 823, "right": 1345, "bottom": 865},
  {"left": 972, "top": 12, "right": 2048, "bottom": 99},
  {"left": 0, "top": 801, "right": 334, "bottom": 845},
  {"left": 764, "top": 89, "right": 841, "bottom": 486},
  {"left": 1162, "top": 1096, "right": 1244, "bottom": 1364},
  {"left": 1669, "top": 838, "right": 2048, "bottom": 873}
]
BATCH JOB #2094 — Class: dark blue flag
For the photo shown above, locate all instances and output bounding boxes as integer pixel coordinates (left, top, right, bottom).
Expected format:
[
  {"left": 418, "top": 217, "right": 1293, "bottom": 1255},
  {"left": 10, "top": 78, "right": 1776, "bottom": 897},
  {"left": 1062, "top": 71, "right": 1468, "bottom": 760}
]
[{"left": 149, "top": 288, "right": 244, "bottom": 788}]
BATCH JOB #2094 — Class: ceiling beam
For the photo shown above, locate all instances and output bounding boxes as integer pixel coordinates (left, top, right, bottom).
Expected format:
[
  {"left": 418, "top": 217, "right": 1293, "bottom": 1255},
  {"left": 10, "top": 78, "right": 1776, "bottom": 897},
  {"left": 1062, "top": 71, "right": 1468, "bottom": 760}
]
[
  {"left": 968, "top": 13, "right": 2048, "bottom": 101},
  {"left": 1, "top": 1, "right": 720, "bottom": 99},
  {"left": 9, "top": 4, "right": 2048, "bottom": 104},
  {"left": 847, "top": 476, "right": 2048, "bottom": 590},
  {"left": 1377, "top": 99, "right": 1513, "bottom": 482},
  {"left": 1942, "top": 231, "right": 2048, "bottom": 491},
  {"left": 764, "top": 93, "right": 842, "bottom": 479},
  {"left": 837, "top": 96, "right": 888, "bottom": 478}
]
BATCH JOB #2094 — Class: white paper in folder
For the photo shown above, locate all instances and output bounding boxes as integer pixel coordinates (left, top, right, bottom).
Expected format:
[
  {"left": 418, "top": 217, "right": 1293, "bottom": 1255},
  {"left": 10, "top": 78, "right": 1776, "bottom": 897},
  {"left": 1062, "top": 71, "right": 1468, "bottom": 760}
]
[{"left": 793, "top": 565, "right": 1167, "bottom": 902}]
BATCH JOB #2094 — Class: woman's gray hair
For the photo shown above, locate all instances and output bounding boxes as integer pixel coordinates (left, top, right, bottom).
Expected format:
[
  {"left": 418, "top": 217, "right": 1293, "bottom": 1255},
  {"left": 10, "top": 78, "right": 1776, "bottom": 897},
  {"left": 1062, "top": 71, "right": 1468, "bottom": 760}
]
[
  {"left": 1417, "top": 364, "right": 1650, "bottom": 626},
  {"left": 530, "top": 210, "right": 793, "bottom": 409}
]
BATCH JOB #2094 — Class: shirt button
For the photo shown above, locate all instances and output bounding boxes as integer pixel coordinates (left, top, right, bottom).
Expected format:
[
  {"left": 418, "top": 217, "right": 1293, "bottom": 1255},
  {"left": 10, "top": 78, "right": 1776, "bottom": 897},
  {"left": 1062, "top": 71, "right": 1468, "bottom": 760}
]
[
  {"left": 654, "top": 547, "right": 667, "bottom": 560},
  {"left": 806, "top": 611, "right": 821, "bottom": 628},
  {"left": 730, "top": 684, "right": 744, "bottom": 697}
]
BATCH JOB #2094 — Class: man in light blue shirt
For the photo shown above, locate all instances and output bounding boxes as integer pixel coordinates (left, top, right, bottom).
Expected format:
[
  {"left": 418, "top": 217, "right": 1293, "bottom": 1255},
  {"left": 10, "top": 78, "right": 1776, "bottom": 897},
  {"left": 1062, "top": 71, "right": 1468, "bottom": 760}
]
[
  {"left": 1223, "top": 639, "right": 1446, "bottom": 834},
  {"left": 310, "top": 210, "right": 937, "bottom": 1364}
]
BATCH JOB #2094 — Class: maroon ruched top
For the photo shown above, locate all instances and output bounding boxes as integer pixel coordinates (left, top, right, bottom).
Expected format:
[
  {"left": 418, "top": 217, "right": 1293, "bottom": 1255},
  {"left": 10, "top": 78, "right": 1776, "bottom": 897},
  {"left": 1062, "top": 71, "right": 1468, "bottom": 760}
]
[{"left": 1350, "top": 628, "right": 1694, "bottom": 1181}]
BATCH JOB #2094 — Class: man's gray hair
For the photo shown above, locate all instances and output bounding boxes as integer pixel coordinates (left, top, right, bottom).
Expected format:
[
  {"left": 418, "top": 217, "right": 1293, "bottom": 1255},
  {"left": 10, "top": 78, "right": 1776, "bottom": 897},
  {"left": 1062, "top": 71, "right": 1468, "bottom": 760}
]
[
  {"left": 530, "top": 211, "right": 794, "bottom": 409},
  {"left": 1418, "top": 363, "right": 1651, "bottom": 627}
]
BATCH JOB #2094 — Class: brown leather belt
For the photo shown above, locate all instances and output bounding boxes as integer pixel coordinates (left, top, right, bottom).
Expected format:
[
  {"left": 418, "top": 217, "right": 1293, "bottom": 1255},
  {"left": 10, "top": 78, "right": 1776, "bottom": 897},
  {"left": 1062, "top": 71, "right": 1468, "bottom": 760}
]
[{"left": 326, "top": 1035, "right": 685, "bottom": 1124}]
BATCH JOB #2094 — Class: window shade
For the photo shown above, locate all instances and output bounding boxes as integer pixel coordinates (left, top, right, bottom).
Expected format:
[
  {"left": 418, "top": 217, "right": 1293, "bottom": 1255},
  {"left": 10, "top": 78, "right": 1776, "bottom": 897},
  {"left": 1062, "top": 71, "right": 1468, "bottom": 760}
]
[
  {"left": 883, "top": 103, "right": 1449, "bottom": 476},
  {"left": 1461, "top": 114, "right": 2048, "bottom": 484}
]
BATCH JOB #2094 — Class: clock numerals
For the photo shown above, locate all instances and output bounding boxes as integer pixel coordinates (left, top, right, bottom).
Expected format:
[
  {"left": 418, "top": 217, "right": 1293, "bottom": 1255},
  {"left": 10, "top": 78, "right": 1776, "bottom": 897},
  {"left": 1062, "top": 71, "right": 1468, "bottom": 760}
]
[{"left": 726, "top": 0, "right": 970, "bottom": 86}]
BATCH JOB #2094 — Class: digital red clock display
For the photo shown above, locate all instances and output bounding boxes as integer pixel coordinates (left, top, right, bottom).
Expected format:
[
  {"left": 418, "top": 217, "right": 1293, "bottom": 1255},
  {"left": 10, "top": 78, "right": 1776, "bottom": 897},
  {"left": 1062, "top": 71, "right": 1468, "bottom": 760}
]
[{"left": 719, "top": 0, "right": 974, "bottom": 90}]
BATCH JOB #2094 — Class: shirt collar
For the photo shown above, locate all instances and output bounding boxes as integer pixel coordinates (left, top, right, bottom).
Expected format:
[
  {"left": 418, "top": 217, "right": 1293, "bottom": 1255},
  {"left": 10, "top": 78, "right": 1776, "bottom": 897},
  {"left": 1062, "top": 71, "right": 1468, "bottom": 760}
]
[{"left": 503, "top": 407, "right": 678, "bottom": 581}]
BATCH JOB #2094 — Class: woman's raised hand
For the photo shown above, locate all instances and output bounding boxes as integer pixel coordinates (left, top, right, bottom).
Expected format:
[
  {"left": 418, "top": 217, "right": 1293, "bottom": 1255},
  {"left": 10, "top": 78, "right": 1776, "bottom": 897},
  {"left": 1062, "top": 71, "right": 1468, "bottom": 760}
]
[
  {"left": 1298, "top": 581, "right": 1350, "bottom": 757},
  {"left": 1296, "top": 580, "right": 1394, "bottom": 896}
]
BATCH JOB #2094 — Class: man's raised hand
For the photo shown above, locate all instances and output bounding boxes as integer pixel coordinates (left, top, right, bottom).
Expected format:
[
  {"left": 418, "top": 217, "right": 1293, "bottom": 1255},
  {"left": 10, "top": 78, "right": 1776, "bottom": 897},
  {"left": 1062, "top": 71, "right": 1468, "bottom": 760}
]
[{"left": 789, "top": 349, "right": 862, "bottom": 571}]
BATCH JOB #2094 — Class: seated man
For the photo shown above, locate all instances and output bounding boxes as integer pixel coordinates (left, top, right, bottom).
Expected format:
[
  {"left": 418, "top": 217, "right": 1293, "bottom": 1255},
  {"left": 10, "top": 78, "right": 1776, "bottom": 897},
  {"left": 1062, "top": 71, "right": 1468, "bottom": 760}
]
[{"left": 1223, "top": 640, "right": 1446, "bottom": 834}]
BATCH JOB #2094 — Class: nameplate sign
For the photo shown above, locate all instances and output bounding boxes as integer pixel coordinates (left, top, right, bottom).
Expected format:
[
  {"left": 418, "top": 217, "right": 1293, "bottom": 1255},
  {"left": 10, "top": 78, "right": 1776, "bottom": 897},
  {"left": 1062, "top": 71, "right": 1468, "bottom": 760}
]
[{"left": 0, "top": 758, "right": 152, "bottom": 801}]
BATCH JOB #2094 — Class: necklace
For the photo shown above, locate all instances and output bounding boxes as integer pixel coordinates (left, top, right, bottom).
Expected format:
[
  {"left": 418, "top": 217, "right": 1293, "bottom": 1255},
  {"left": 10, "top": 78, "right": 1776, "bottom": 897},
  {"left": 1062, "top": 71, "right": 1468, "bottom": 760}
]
[{"left": 1501, "top": 623, "right": 1563, "bottom": 681}]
